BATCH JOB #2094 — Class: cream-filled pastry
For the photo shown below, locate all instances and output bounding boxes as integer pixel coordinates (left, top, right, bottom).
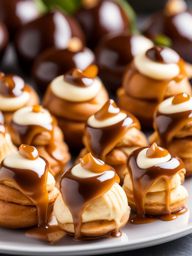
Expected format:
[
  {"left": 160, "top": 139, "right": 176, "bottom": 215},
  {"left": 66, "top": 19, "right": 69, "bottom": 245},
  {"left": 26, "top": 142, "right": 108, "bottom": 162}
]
[
  {"left": 150, "top": 93, "right": 192, "bottom": 176},
  {"left": 0, "top": 145, "right": 59, "bottom": 229},
  {"left": 54, "top": 153, "right": 130, "bottom": 238},
  {"left": 9, "top": 105, "right": 70, "bottom": 177},
  {"left": 43, "top": 65, "right": 108, "bottom": 150},
  {"left": 0, "top": 111, "right": 16, "bottom": 162},
  {"left": 117, "top": 46, "right": 191, "bottom": 127},
  {"left": 0, "top": 72, "right": 39, "bottom": 124},
  {"left": 123, "top": 143, "right": 188, "bottom": 220},
  {"left": 79, "top": 99, "right": 147, "bottom": 181}
]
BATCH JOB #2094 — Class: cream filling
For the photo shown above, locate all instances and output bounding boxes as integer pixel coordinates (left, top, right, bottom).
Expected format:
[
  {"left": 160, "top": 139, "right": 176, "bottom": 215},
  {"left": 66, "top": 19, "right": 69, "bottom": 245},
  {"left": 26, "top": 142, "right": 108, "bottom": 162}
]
[
  {"left": 13, "top": 106, "right": 52, "bottom": 126},
  {"left": 72, "top": 163, "right": 102, "bottom": 178},
  {"left": 136, "top": 148, "right": 171, "bottom": 169},
  {"left": 0, "top": 92, "right": 30, "bottom": 111},
  {"left": 54, "top": 183, "right": 129, "bottom": 225},
  {"left": 134, "top": 53, "right": 180, "bottom": 80},
  {"left": 158, "top": 96, "right": 192, "bottom": 114},
  {"left": 87, "top": 112, "right": 127, "bottom": 128},
  {"left": 131, "top": 35, "right": 154, "bottom": 56},
  {"left": 50, "top": 75, "right": 101, "bottom": 102}
]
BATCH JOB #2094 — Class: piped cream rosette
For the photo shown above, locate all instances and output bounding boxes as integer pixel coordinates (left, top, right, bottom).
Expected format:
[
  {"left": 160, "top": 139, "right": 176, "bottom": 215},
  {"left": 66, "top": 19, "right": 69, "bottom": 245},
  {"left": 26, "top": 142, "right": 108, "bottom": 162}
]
[
  {"left": 54, "top": 153, "right": 130, "bottom": 237},
  {"left": 0, "top": 145, "right": 58, "bottom": 229},
  {"left": 150, "top": 93, "right": 192, "bottom": 176},
  {"left": 117, "top": 46, "right": 191, "bottom": 127},
  {"left": 123, "top": 143, "right": 188, "bottom": 216}
]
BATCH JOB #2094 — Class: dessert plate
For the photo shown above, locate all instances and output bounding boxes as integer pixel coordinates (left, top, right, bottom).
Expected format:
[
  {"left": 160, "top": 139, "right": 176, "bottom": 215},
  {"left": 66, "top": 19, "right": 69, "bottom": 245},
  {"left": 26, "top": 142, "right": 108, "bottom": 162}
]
[{"left": 0, "top": 178, "right": 191, "bottom": 256}]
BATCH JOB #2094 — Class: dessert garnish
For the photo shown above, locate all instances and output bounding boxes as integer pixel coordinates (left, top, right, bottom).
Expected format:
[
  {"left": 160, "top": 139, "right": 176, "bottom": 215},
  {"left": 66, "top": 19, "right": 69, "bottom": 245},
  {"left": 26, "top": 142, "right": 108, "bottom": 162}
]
[
  {"left": 146, "top": 143, "right": 169, "bottom": 158},
  {"left": 19, "top": 144, "right": 38, "bottom": 160},
  {"left": 146, "top": 46, "right": 179, "bottom": 64},
  {"left": 172, "top": 92, "right": 190, "bottom": 105},
  {"left": 0, "top": 74, "right": 25, "bottom": 97},
  {"left": 94, "top": 99, "right": 120, "bottom": 121}
]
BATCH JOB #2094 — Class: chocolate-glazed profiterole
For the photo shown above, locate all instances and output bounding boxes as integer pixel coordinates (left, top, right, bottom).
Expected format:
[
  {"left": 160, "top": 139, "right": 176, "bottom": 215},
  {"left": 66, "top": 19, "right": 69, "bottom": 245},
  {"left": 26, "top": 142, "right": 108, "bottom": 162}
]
[
  {"left": 117, "top": 46, "right": 191, "bottom": 127},
  {"left": 123, "top": 143, "right": 188, "bottom": 222},
  {"left": 14, "top": 10, "right": 85, "bottom": 70},
  {"left": 33, "top": 44, "right": 95, "bottom": 93},
  {"left": 9, "top": 105, "right": 70, "bottom": 177},
  {"left": 0, "top": 111, "right": 16, "bottom": 163},
  {"left": 54, "top": 153, "right": 130, "bottom": 238},
  {"left": 43, "top": 65, "right": 108, "bottom": 150},
  {"left": 150, "top": 93, "right": 192, "bottom": 176},
  {"left": 96, "top": 33, "right": 153, "bottom": 92},
  {"left": 144, "top": 0, "right": 192, "bottom": 63},
  {"left": 0, "top": 22, "right": 8, "bottom": 62},
  {"left": 0, "top": 73, "right": 39, "bottom": 124},
  {"left": 0, "top": 0, "right": 40, "bottom": 37},
  {"left": 0, "top": 145, "right": 59, "bottom": 229},
  {"left": 75, "top": 0, "right": 131, "bottom": 49},
  {"left": 80, "top": 99, "right": 147, "bottom": 180}
]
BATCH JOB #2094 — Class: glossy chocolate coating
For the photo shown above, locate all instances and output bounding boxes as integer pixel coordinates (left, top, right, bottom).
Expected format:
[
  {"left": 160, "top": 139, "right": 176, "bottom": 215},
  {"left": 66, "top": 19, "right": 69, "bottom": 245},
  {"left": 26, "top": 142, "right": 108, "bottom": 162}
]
[
  {"left": 75, "top": 0, "right": 131, "bottom": 49},
  {"left": 144, "top": 8, "right": 192, "bottom": 63},
  {"left": 14, "top": 10, "right": 85, "bottom": 71},
  {"left": 0, "top": 0, "right": 39, "bottom": 37},
  {"left": 0, "top": 22, "right": 8, "bottom": 62},
  {"left": 32, "top": 47, "right": 95, "bottom": 93},
  {"left": 96, "top": 33, "right": 151, "bottom": 92}
]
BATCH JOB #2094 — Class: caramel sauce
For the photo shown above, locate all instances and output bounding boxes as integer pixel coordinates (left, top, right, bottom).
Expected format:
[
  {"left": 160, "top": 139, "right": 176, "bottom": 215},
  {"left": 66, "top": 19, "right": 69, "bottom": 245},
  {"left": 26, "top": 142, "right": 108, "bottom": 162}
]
[
  {"left": 128, "top": 147, "right": 185, "bottom": 219},
  {"left": 0, "top": 151, "right": 49, "bottom": 227},
  {"left": 64, "top": 65, "right": 97, "bottom": 88},
  {"left": 94, "top": 100, "right": 120, "bottom": 121},
  {"left": 60, "top": 154, "right": 119, "bottom": 238},
  {"left": 146, "top": 46, "right": 180, "bottom": 64},
  {"left": 146, "top": 143, "right": 169, "bottom": 158},
  {"left": 85, "top": 102, "right": 139, "bottom": 159},
  {"left": 172, "top": 93, "right": 190, "bottom": 105},
  {"left": 19, "top": 144, "right": 39, "bottom": 160},
  {"left": 0, "top": 74, "right": 25, "bottom": 97},
  {"left": 32, "top": 105, "right": 42, "bottom": 113}
]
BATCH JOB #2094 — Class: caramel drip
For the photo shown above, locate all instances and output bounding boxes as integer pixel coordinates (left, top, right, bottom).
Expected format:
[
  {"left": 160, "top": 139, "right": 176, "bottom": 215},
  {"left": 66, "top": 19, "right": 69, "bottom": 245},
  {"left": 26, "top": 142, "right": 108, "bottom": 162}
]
[
  {"left": 0, "top": 75, "right": 25, "bottom": 97},
  {"left": 19, "top": 144, "right": 39, "bottom": 160},
  {"left": 155, "top": 109, "right": 192, "bottom": 146},
  {"left": 64, "top": 65, "right": 98, "bottom": 88},
  {"left": 146, "top": 46, "right": 179, "bottom": 64},
  {"left": 128, "top": 147, "right": 184, "bottom": 219},
  {"left": 85, "top": 113, "right": 139, "bottom": 159},
  {"left": 172, "top": 93, "right": 190, "bottom": 105},
  {"left": 60, "top": 160, "right": 119, "bottom": 238},
  {"left": 94, "top": 100, "right": 120, "bottom": 121},
  {"left": 0, "top": 156, "right": 49, "bottom": 227},
  {"left": 80, "top": 153, "right": 112, "bottom": 173},
  {"left": 146, "top": 143, "right": 169, "bottom": 158}
]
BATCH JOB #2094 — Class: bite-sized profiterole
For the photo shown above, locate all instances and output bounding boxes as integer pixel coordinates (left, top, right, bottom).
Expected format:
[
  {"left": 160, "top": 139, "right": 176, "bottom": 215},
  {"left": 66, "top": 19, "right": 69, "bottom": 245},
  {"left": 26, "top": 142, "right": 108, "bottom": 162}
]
[
  {"left": 96, "top": 33, "right": 153, "bottom": 92},
  {"left": 117, "top": 46, "right": 192, "bottom": 127},
  {"left": 123, "top": 143, "right": 188, "bottom": 220},
  {"left": 54, "top": 153, "right": 130, "bottom": 238},
  {"left": 80, "top": 99, "right": 147, "bottom": 180},
  {"left": 0, "top": 72, "right": 39, "bottom": 124},
  {"left": 43, "top": 65, "right": 108, "bottom": 150},
  {"left": 0, "top": 111, "right": 15, "bottom": 162},
  {"left": 0, "top": 144, "right": 59, "bottom": 229},
  {"left": 150, "top": 93, "right": 192, "bottom": 176},
  {"left": 8, "top": 105, "right": 70, "bottom": 177}
]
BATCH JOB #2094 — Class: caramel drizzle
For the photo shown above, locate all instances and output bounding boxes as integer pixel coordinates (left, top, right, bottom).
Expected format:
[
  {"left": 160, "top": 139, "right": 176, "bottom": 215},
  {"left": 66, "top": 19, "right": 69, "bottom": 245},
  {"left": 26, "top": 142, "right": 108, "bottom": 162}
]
[
  {"left": 0, "top": 74, "right": 26, "bottom": 97},
  {"left": 155, "top": 96, "right": 192, "bottom": 146},
  {"left": 11, "top": 109, "right": 64, "bottom": 164},
  {"left": 0, "top": 146, "right": 49, "bottom": 227},
  {"left": 64, "top": 65, "right": 98, "bottom": 88},
  {"left": 85, "top": 100, "right": 139, "bottom": 159},
  {"left": 128, "top": 147, "right": 185, "bottom": 218},
  {"left": 60, "top": 154, "right": 119, "bottom": 238}
]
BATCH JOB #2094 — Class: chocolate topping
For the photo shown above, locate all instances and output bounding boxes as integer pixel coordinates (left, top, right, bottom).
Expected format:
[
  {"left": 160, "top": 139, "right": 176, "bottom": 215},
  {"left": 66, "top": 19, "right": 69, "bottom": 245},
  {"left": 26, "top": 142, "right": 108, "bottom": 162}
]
[
  {"left": 19, "top": 144, "right": 39, "bottom": 160},
  {"left": 0, "top": 74, "right": 25, "bottom": 97},
  {"left": 60, "top": 153, "right": 119, "bottom": 238},
  {"left": 94, "top": 99, "right": 120, "bottom": 121},
  {"left": 172, "top": 93, "right": 190, "bottom": 105},
  {"left": 146, "top": 143, "right": 169, "bottom": 158},
  {"left": 146, "top": 46, "right": 180, "bottom": 64}
]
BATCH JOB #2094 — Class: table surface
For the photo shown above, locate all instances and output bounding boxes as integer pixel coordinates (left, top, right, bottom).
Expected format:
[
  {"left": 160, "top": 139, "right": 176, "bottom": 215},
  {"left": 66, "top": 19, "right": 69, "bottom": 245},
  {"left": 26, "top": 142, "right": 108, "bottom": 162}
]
[{"left": 1, "top": 13, "right": 192, "bottom": 256}]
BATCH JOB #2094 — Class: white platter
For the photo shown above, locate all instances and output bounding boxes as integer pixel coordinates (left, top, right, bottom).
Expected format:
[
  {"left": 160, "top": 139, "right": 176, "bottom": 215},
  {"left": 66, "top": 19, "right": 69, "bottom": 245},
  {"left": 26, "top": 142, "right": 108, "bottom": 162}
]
[{"left": 0, "top": 178, "right": 192, "bottom": 255}]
